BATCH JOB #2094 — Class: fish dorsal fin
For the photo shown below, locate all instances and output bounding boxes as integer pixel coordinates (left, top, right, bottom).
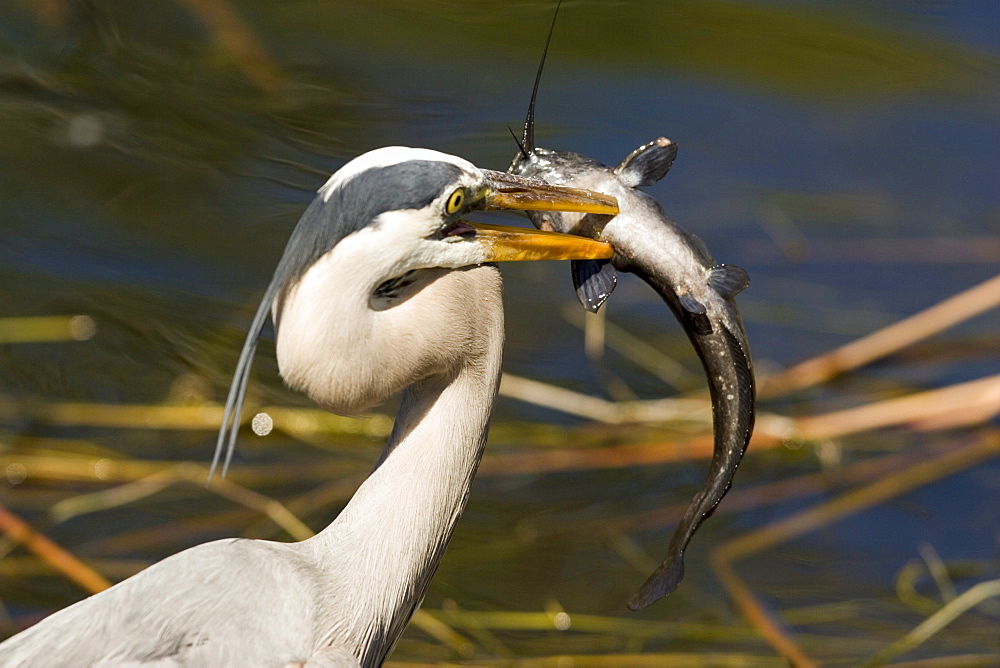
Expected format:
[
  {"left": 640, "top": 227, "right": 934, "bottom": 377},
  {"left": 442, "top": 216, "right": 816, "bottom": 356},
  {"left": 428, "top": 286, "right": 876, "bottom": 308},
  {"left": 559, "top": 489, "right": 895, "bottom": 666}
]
[
  {"left": 707, "top": 264, "right": 750, "bottom": 299},
  {"left": 572, "top": 259, "right": 617, "bottom": 312},
  {"left": 613, "top": 137, "right": 677, "bottom": 188}
]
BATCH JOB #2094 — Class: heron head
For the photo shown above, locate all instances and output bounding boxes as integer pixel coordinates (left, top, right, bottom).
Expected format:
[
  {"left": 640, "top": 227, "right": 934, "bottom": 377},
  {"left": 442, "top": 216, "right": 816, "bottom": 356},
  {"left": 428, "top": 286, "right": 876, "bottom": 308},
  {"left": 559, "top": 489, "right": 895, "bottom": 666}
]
[{"left": 272, "top": 146, "right": 617, "bottom": 317}]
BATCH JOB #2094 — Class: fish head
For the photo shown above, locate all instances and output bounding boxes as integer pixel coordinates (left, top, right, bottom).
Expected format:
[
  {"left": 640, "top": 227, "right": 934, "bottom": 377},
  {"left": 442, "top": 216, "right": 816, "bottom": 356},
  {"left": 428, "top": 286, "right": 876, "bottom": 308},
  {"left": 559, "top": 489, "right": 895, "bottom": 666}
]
[
  {"left": 507, "top": 146, "right": 612, "bottom": 233},
  {"left": 508, "top": 144, "right": 621, "bottom": 313}
]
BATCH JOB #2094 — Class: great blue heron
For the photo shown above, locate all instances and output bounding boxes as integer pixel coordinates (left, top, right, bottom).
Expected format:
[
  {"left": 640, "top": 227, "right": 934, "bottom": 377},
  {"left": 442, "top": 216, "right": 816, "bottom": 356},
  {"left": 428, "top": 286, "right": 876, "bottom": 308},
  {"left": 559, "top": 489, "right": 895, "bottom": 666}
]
[{"left": 0, "top": 147, "right": 617, "bottom": 667}]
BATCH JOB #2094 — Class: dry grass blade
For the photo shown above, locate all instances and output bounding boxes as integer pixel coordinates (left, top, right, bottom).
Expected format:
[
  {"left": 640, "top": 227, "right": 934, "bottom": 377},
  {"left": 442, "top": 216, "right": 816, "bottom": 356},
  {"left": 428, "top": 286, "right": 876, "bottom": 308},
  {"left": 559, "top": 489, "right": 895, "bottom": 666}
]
[
  {"left": 14, "top": 0, "right": 69, "bottom": 28},
  {"left": 881, "top": 654, "right": 1000, "bottom": 667},
  {"left": 917, "top": 543, "right": 957, "bottom": 604},
  {"left": 500, "top": 373, "right": 711, "bottom": 425},
  {"left": 500, "top": 373, "right": 624, "bottom": 423},
  {"left": 761, "top": 273, "right": 1000, "bottom": 397},
  {"left": 711, "top": 556, "right": 818, "bottom": 668},
  {"left": 174, "top": 0, "right": 283, "bottom": 91},
  {"left": 744, "top": 236, "right": 1000, "bottom": 265},
  {"left": 711, "top": 433, "right": 1000, "bottom": 666},
  {"left": 561, "top": 305, "right": 701, "bottom": 390},
  {"left": 0, "top": 556, "right": 147, "bottom": 582},
  {"left": 23, "top": 402, "right": 225, "bottom": 430},
  {"left": 0, "top": 502, "right": 111, "bottom": 595},
  {"left": 43, "top": 463, "right": 314, "bottom": 541},
  {"left": 406, "top": 610, "right": 476, "bottom": 660},
  {"left": 862, "top": 579, "right": 1000, "bottom": 667},
  {"left": 0, "top": 449, "right": 373, "bottom": 487},
  {"left": 714, "top": 433, "right": 998, "bottom": 563},
  {"left": 263, "top": 406, "right": 393, "bottom": 440},
  {"left": 584, "top": 308, "right": 605, "bottom": 362},
  {"left": 480, "top": 433, "right": 715, "bottom": 476},
  {"left": 0, "top": 315, "right": 95, "bottom": 343},
  {"left": 896, "top": 560, "right": 943, "bottom": 616},
  {"left": 482, "top": 374, "right": 998, "bottom": 478},
  {"left": 797, "top": 374, "right": 1000, "bottom": 439},
  {"left": 439, "top": 599, "right": 513, "bottom": 658},
  {"left": 499, "top": 368, "right": 996, "bottom": 480},
  {"left": 49, "top": 474, "right": 176, "bottom": 524},
  {"left": 584, "top": 439, "right": 958, "bottom": 535},
  {"left": 203, "top": 466, "right": 316, "bottom": 541},
  {"left": 5, "top": 399, "right": 391, "bottom": 438},
  {"left": 387, "top": 653, "right": 790, "bottom": 667},
  {"left": 76, "top": 508, "right": 258, "bottom": 558},
  {"left": 421, "top": 608, "right": 766, "bottom": 644},
  {"left": 22, "top": 465, "right": 467, "bottom": 654}
]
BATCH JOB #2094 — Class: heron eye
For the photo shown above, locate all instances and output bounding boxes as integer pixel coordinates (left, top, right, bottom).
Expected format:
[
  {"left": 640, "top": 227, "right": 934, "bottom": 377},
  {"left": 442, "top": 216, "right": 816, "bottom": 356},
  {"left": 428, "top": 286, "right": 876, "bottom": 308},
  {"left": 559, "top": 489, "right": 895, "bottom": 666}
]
[{"left": 445, "top": 187, "right": 465, "bottom": 215}]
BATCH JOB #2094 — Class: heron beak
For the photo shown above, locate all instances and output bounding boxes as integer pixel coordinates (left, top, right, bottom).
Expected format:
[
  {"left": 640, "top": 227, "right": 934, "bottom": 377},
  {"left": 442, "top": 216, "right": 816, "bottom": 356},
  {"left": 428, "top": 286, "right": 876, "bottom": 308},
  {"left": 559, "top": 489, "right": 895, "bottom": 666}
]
[
  {"left": 479, "top": 170, "right": 620, "bottom": 216},
  {"left": 467, "top": 222, "right": 614, "bottom": 262}
]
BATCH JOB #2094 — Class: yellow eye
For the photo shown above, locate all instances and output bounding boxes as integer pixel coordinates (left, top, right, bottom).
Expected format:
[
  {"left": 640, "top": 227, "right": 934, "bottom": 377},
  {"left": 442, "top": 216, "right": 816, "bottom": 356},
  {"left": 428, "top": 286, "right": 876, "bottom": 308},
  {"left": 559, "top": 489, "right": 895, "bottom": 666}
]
[{"left": 445, "top": 187, "right": 465, "bottom": 215}]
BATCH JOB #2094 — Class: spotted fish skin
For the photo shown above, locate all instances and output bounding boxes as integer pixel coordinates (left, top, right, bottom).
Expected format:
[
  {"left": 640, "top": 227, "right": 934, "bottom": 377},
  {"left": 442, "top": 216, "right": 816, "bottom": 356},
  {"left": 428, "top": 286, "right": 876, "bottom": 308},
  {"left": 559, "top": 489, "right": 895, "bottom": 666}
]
[{"left": 510, "top": 138, "right": 755, "bottom": 609}]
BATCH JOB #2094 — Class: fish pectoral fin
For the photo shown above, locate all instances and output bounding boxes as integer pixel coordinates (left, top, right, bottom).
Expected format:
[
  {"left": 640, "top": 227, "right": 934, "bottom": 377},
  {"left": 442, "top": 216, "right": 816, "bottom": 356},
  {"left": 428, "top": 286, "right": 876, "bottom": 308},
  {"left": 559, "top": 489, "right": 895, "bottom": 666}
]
[
  {"left": 613, "top": 137, "right": 677, "bottom": 188},
  {"left": 572, "top": 259, "right": 617, "bottom": 313},
  {"left": 678, "top": 294, "right": 707, "bottom": 315},
  {"left": 679, "top": 295, "right": 713, "bottom": 334},
  {"left": 707, "top": 264, "right": 750, "bottom": 299}
]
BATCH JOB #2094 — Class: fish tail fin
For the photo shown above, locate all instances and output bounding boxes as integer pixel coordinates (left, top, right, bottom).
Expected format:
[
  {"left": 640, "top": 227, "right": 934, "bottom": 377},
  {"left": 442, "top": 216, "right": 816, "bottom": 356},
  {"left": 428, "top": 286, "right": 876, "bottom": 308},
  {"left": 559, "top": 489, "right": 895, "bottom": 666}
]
[{"left": 627, "top": 552, "right": 685, "bottom": 610}]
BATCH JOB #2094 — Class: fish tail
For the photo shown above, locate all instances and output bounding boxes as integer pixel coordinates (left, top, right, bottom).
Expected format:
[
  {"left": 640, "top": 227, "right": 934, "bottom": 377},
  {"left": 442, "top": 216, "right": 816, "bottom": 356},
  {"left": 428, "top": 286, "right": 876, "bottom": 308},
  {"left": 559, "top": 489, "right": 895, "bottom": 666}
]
[
  {"left": 628, "top": 322, "right": 755, "bottom": 608},
  {"left": 627, "top": 552, "right": 684, "bottom": 610}
]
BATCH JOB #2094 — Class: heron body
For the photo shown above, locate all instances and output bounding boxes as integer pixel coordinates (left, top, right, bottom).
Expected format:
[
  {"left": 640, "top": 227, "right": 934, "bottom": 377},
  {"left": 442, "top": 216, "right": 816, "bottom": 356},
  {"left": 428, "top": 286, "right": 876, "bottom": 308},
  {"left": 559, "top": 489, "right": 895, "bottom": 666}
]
[{"left": 0, "top": 147, "right": 616, "bottom": 666}]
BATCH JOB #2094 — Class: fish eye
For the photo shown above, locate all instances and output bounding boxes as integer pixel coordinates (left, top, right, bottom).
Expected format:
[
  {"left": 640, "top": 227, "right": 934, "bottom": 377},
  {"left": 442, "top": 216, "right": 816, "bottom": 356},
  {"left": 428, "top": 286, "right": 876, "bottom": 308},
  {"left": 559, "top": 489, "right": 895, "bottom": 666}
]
[{"left": 445, "top": 187, "right": 465, "bottom": 215}]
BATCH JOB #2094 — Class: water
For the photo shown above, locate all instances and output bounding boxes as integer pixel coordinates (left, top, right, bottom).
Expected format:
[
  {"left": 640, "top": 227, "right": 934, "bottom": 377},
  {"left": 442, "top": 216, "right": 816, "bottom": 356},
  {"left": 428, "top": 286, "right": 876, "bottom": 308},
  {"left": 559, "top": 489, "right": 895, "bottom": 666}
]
[{"left": 1, "top": 1, "right": 998, "bottom": 664}]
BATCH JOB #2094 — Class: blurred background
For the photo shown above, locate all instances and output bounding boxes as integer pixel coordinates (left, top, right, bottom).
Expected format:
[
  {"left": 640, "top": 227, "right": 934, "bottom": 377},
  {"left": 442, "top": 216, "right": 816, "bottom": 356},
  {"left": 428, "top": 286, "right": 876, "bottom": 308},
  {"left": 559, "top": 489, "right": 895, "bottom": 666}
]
[{"left": 1, "top": 1, "right": 998, "bottom": 665}]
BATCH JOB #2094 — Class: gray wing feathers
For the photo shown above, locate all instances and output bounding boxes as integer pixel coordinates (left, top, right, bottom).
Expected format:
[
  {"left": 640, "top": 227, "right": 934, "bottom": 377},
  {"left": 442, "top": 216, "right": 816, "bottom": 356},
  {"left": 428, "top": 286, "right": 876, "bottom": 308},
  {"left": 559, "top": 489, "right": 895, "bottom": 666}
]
[{"left": 0, "top": 540, "right": 337, "bottom": 667}]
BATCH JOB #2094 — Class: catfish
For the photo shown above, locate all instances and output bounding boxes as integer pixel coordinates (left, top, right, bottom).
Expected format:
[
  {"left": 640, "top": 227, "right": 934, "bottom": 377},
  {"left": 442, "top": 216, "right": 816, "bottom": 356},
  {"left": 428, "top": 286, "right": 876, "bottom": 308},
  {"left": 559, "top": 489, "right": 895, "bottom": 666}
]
[{"left": 508, "top": 4, "right": 755, "bottom": 610}]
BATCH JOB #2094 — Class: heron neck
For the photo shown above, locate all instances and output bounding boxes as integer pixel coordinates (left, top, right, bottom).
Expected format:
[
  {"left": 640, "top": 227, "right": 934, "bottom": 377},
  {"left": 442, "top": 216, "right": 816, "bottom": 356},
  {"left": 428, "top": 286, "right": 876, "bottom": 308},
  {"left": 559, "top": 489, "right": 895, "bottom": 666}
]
[{"left": 306, "top": 315, "right": 503, "bottom": 664}]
